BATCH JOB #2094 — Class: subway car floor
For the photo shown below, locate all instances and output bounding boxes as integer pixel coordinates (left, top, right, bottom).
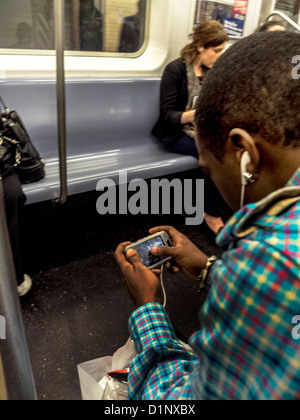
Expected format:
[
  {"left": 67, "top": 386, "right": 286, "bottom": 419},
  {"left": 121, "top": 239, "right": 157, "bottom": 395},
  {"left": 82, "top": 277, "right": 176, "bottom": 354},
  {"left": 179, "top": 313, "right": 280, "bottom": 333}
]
[{"left": 18, "top": 188, "right": 227, "bottom": 400}]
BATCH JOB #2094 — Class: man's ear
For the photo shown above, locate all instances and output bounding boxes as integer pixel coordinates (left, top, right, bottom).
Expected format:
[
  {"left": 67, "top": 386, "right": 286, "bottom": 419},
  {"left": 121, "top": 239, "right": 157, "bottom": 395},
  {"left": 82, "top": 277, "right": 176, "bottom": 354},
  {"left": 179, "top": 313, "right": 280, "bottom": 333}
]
[{"left": 228, "top": 128, "right": 260, "bottom": 174}]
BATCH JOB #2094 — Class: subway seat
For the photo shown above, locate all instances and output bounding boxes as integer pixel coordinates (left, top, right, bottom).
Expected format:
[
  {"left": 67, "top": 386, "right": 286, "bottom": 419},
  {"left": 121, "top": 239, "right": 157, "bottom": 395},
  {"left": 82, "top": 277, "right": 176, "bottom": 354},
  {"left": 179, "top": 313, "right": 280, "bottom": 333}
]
[{"left": 0, "top": 78, "right": 199, "bottom": 204}]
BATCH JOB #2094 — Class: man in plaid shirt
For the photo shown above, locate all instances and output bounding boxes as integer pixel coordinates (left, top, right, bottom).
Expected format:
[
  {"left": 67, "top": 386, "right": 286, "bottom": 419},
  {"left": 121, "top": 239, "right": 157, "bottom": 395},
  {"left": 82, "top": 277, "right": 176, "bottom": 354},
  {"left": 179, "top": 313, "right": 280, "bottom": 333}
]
[{"left": 115, "top": 32, "right": 300, "bottom": 400}]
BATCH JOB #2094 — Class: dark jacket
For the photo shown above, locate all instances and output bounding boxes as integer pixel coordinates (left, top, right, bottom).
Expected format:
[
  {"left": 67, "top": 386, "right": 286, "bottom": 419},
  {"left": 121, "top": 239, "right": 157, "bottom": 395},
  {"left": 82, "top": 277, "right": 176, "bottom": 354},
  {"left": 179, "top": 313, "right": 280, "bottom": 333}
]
[
  {"left": 119, "top": 15, "right": 144, "bottom": 53},
  {"left": 152, "top": 59, "right": 188, "bottom": 143}
]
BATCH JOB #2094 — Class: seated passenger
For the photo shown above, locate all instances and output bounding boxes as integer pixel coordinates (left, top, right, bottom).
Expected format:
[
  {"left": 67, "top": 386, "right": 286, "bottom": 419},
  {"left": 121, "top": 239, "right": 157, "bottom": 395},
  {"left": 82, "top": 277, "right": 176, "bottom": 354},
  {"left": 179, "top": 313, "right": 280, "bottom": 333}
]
[
  {"left": 80, "top": 0, "right": 103, "bottom": 52},
  {"left": 254, "top": 19, "right": 285, "bottom": 33},
  {"left": 152, "top": 20, "right": 228, "bottom": 158},
  {"left": 152, "top": 20, "right": 230, "bottom": 234},
  {"left": 119, "top": 0, "right": 146, "bottom": 53},
  {"left": 2, "top": 173, "right": 32, "bottom": 297},
  {"left": 10, "top": 22, "right": 34, "bottom": 49},
  {"left": 115, "top": 31, "right": 300, "bottom": 400}
]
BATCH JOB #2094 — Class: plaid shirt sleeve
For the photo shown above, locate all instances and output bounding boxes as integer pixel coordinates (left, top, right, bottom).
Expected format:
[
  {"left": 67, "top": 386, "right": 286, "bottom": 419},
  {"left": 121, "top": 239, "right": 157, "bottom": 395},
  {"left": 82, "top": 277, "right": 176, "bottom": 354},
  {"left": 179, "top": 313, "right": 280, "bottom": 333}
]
[{"left": 128, "top": 303, "right": 199, "bottom": 400}]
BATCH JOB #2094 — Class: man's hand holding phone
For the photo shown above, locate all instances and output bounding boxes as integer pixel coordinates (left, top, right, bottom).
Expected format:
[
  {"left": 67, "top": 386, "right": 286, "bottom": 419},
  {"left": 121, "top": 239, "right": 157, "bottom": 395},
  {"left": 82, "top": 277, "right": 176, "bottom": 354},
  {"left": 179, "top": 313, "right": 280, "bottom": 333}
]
[
  {"left": 114, "top": 227, "right": 209, "bottom": 308},
  {"left": 114, "top": 242, "right": 163, "bottom": 308},
  {"left": 149, "top": 226, "right": 209, "bottom": 281}
]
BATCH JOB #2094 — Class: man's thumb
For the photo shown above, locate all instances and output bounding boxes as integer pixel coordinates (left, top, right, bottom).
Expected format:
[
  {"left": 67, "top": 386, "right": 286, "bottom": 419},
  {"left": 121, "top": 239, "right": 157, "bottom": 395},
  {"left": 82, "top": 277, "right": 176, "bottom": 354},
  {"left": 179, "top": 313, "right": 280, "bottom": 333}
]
[
  {"left": 151, "top": 246, "right": 174, "bottom": 257},
  {"left": 126, "top": 249, "right": 143, "bottom": 266}
]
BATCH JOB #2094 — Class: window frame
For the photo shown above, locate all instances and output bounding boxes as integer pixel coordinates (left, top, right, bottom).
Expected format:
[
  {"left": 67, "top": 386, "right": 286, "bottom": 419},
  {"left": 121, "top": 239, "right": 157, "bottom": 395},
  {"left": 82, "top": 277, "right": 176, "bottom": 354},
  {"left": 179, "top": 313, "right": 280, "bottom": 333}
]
[
  {"left": 0, "top": 0, "right": 195, "bottom": 78},
  {"left": 0, "top": 0, "right": 151, "bottom": 58}
]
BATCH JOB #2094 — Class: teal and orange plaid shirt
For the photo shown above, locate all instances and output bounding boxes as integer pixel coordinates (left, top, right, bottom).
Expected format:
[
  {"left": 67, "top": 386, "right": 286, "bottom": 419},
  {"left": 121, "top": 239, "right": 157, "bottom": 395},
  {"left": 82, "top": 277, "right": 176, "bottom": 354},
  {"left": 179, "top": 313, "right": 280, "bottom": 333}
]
[{"left": 128, "top": 167, "right": 300, "bottom": 400}]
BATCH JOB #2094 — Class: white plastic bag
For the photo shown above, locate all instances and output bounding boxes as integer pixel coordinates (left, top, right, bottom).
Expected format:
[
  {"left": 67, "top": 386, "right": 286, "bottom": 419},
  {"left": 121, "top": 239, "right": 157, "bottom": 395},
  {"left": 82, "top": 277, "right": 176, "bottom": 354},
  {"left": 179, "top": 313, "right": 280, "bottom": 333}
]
[
  {"left": 77, "top": 339, "right": 136, "bottom": 400},
  {"left": 99, "top": 371, "right": 129, "bottom": 400}
]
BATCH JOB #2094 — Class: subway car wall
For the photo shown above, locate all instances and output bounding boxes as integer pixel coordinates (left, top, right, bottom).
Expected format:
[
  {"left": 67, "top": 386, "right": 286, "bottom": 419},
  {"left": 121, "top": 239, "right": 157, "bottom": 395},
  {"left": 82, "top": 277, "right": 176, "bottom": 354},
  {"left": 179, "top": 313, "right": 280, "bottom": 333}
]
[{"left": 0, "top": 0, "right": 279, "bottom": 206}]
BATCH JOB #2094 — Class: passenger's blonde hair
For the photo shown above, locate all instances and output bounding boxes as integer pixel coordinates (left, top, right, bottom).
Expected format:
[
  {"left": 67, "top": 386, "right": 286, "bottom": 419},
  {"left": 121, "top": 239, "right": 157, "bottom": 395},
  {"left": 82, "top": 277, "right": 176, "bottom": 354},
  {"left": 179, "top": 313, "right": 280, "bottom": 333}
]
[{"left": 181, "top": 20, "right": 229, "bottom": 65}]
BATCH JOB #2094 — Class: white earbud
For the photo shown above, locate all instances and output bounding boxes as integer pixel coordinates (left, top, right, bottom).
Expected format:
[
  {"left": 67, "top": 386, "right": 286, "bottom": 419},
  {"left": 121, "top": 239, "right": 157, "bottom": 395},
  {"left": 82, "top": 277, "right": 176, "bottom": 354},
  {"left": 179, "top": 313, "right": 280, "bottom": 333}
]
[
  {"left": 240, "top": 151, "right": 251, "bottom": 186},
  {"left": 240, "top": 151, "right": 255, "bottom": 208}
]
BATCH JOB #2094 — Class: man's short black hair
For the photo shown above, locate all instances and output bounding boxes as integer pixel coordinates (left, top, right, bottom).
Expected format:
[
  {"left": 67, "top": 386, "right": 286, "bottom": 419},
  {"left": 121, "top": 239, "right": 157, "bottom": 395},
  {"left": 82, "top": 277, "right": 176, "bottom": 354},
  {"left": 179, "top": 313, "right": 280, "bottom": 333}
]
[{"left": 195, "top": 32, "right": 300, "bottom": 160}]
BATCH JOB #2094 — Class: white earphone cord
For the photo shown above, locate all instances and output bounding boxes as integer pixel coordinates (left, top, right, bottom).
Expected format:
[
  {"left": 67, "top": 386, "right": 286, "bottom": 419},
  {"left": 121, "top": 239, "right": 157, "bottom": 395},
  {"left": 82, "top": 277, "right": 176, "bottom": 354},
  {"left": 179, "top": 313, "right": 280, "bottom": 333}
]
[
  {"left": 160, "top": 264, "right": 167, "bottom": 308},
  {"left": 240, "top": 183, "right": 246, "bottom": 208}
]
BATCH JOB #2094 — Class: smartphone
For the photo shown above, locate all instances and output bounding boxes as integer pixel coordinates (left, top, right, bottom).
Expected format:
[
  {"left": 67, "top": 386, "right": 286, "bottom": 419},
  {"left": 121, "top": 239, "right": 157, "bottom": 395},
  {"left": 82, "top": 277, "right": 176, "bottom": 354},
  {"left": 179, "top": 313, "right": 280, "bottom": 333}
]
[
  {"left": 191, "top": 95, "right": 199, "bottom": 110},
  {"left": 125, "top": 231, "right": 172, "bottom": 270}
]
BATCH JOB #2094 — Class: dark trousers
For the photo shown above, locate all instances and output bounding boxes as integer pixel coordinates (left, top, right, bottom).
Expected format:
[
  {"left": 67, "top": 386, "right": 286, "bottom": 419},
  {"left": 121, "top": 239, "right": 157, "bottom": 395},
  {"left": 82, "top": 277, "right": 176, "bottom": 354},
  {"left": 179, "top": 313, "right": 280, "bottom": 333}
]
[
  {"left": 2, "top": 172, "right": 26, "bottom": 285},
  {"left": 165, "top": 134, "right": 230, "bottom": 219},
  {"left": 165, "top": 133, "right": 199, "bottom": 159}
]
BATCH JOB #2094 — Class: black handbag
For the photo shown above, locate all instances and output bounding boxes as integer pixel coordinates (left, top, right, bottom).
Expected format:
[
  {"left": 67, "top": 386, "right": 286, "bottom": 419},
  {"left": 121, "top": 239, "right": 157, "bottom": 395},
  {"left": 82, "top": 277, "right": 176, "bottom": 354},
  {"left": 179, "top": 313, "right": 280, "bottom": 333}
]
[
  {"left": 0, "top": 96, "right": 45, "bottom": 184},
  {"left": 0, "top": 135, "right": 20, "bottom": 179}
]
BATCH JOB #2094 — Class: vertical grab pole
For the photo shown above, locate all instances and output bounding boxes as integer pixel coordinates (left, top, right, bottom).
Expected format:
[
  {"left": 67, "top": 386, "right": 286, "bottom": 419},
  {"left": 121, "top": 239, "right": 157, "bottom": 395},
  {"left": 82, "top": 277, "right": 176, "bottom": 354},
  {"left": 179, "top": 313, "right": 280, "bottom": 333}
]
[
  {"left": 0, "top": 180, "right": 37, "bottom": 400},
  {"left": 54, "top": 0, "right": 68, "bottom": 206}
]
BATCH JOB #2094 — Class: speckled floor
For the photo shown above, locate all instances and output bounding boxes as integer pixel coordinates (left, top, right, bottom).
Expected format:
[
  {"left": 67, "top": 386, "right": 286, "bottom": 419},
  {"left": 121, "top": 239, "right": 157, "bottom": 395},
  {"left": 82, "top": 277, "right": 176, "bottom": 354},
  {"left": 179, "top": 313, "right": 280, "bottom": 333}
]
[{"left": 17, "top": 174, "right": 227, "bottom": 400}]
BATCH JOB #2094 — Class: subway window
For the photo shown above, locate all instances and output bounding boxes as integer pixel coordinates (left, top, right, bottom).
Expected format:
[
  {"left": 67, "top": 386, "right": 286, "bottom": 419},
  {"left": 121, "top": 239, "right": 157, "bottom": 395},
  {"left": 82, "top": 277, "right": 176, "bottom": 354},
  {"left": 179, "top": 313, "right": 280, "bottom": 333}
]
[
  {"left": 275, "top": 0, "right": 300, "bottom": 19},
  {"left": 258, "top": 0, "right": 300, "bottom": 28},
  {"left": 0, "top": 0, "right": 148, "bottom": 54}
]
